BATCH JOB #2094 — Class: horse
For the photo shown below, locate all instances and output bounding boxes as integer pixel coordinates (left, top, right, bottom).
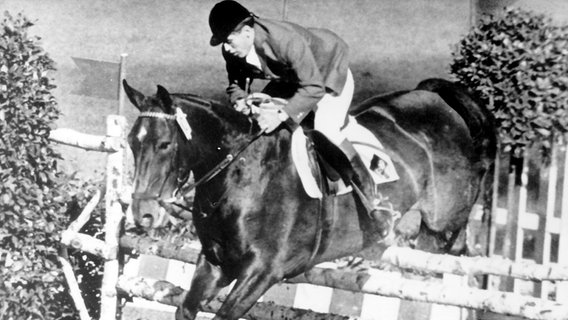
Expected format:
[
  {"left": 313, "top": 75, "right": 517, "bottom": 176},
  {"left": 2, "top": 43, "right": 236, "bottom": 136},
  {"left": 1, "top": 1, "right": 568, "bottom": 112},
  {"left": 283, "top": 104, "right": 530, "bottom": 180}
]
[{"left": 123, "top": 78, "right": 496, "bottom": 320}]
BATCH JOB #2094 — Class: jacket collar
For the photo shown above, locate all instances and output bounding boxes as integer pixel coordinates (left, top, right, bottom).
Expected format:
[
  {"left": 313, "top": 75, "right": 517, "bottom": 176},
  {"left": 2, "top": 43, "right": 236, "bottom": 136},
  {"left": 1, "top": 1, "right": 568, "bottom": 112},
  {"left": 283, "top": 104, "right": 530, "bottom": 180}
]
[{"left": 252, "top": 19, "right": 281, "bottom": 79}]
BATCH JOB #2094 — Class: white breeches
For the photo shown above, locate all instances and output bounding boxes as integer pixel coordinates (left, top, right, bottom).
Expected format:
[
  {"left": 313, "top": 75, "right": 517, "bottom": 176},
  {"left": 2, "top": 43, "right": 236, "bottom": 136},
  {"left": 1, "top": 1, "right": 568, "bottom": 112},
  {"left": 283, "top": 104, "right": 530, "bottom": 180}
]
[{"left": 314, "top": 69, "right": 354, "bottom": 146}]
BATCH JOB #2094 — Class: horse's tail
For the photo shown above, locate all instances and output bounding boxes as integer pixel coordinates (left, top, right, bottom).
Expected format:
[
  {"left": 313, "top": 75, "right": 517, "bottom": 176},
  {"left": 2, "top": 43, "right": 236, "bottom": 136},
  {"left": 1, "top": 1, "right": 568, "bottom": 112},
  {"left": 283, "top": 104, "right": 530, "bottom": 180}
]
[{"left": 416, "top": 78, "right": 498, "bottom": 167}]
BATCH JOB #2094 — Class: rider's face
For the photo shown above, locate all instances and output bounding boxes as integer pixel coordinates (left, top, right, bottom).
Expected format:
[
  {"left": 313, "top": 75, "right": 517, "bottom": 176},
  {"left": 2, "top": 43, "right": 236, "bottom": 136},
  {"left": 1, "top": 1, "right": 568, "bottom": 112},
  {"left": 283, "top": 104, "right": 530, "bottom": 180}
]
[{"left": 223, "top": 25, "right": 254, "bottom": 58}]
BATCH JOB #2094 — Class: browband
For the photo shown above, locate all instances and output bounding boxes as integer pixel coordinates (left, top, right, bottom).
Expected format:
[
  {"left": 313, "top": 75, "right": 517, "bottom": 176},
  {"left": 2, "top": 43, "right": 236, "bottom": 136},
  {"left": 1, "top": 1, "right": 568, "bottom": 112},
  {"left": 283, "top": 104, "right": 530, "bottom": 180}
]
[
  {"left": 138, "top": 108, "right": 192, "bottom": 140},
  {"left": 139, "top": 111, "right": 176, "bottom": 120}
]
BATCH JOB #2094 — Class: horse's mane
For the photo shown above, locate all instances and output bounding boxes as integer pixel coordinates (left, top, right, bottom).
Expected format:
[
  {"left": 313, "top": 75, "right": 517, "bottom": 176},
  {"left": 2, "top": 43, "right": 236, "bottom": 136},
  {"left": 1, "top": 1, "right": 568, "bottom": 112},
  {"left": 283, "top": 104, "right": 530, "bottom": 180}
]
[
  {"left": 172, "top": 93, "right": 254, "bottom": 136},
  {"left": 175, "top": 93, "right": 219, "bottom": 108}
]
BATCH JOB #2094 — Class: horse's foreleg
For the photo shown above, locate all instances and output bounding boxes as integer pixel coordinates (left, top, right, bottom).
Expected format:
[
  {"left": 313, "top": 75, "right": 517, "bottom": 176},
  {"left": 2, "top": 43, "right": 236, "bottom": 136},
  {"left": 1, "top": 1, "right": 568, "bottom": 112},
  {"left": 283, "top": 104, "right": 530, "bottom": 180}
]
[
  {"left": 212, "top": 261, "right": 281, "bottom": 320},
  {"left": 176, "top": 253, "right": 229, "bottom": 320}
]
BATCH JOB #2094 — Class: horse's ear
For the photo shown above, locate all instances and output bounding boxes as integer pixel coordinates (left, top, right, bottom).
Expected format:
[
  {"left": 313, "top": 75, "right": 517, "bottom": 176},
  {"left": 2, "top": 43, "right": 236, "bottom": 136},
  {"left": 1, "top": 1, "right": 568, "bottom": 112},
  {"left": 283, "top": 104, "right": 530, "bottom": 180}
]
[
  {"left": 156, "top": 85, "right": 173, "bottom": 112},
  {"left": 123, "top": 80, "right": 145, "bottom": 111}
]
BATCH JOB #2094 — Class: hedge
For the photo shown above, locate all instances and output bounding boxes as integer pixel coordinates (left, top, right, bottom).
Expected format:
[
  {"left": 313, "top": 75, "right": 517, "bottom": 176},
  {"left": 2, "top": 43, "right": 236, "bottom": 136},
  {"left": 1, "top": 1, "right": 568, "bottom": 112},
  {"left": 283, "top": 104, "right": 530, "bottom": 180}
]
[
  {"left": 0, "top": 11, "right": 103, "bottom": 320},
  {"left": 451, "top": 8, "right": 568, "bottom": 158}
]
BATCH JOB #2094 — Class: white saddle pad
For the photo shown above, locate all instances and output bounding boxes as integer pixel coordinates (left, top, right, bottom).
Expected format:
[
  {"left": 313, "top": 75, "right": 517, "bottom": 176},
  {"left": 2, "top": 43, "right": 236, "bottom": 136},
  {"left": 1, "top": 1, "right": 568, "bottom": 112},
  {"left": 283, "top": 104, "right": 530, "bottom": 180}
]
[
  {"left": 291, "top": 128, "right": 323, "bottom": 199},
  {"left": 290, "top": 119, "right": 399, "bottom": 199}
]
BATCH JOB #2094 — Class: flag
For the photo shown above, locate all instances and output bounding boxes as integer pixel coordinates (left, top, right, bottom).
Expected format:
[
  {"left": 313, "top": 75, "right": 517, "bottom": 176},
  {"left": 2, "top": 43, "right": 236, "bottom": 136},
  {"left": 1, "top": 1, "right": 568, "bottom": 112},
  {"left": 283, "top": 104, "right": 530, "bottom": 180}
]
[{"left": 71, "top": 57, "right": 120, "bottom": 100}]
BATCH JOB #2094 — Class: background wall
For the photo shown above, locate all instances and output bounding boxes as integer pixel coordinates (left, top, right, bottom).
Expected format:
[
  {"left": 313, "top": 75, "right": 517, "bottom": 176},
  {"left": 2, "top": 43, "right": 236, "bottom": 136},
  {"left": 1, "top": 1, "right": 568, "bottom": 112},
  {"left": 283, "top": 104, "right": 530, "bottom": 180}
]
[{"left": 3, "top": 0, "right": 568, "bottom": 177}]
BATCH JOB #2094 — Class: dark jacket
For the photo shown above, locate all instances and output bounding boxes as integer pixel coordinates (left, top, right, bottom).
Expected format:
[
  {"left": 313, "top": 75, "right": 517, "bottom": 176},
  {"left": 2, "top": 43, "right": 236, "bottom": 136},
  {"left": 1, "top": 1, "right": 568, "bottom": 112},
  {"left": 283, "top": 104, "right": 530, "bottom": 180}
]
[{"left": 223, "top": 17, "right": 350, "bottom": 124}]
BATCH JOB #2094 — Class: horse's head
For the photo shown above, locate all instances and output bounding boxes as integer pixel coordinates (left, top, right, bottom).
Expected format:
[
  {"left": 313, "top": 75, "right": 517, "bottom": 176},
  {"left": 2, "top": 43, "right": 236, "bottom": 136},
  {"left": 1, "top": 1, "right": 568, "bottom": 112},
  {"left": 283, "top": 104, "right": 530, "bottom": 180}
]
[
  {"left": 123, "top": 81, "right": 179, "bottom": 229},
  {"left": 123, "top": 80, "right": 254, "bottom": 231}
]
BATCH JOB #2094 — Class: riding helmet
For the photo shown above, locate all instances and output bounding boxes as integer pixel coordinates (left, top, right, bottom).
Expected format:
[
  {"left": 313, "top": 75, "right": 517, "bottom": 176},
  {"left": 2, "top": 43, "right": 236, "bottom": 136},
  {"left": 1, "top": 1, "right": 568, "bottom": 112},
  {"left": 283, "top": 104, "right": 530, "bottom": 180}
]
[{"left": 209, "top": 1, "right": 253, "bottom": 46}]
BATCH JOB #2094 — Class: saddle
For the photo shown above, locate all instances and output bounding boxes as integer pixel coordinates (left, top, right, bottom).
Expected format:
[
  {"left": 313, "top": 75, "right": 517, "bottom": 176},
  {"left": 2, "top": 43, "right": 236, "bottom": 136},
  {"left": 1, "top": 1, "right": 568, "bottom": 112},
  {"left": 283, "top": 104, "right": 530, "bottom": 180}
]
[
  {"left": 246, "top": 92, "right": 398, "bottom": 198},
  {"left": 291, "top": 118, "right": 399, "bottom": 199}
]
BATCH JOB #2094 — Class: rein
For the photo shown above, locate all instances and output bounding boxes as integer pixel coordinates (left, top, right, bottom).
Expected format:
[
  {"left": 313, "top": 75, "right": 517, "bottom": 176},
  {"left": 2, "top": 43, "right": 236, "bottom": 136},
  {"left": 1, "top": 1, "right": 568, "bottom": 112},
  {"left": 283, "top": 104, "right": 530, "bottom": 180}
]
[
  {"left": 162, "top": 128, "right": 266, "bottom": 206},
  {"left": 133, "top": 105, "right": 325, "bottom": 269},
  {"left": 132, "top": 108, "right": 265, "bottom": 212}
]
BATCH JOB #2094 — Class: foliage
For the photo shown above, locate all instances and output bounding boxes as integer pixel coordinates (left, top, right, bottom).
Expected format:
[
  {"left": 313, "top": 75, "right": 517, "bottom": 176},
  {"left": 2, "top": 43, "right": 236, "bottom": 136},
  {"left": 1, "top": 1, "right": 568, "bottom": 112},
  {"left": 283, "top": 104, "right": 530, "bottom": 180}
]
[
  {"left": 66, "top": 178, "right": 106, "bottom": 319},
  {"left": 0, "top": 11, "right": 105, "bottom": 319},
  {"left": 451, "top": 8, "right": 568, "bottom": 158}
]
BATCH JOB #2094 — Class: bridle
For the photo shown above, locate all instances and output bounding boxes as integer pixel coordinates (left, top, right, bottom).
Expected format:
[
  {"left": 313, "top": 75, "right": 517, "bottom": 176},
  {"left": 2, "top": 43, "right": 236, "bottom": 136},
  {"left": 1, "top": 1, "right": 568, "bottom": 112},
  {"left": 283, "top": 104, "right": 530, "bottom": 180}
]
[
  {"left": 131, "top": 103, "right": 325, "bottom": 267},
  {"left": 130, "top": 107, "right": 265, "bottom": 212}
]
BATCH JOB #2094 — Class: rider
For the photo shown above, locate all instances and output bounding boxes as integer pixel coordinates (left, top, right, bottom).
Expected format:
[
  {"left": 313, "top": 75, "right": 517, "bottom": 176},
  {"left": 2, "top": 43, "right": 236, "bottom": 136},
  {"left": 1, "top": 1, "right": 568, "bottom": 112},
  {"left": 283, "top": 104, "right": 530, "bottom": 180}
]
[{"left": 208, "top": 0, "right": 392, "bottom": 237}]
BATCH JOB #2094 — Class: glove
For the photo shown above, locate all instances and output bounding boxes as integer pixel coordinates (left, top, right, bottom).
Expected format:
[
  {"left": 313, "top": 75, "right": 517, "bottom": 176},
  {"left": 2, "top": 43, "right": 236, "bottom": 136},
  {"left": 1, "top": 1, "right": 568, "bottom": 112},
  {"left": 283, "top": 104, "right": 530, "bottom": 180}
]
[{"left": 233, "top": 98, "right": 250, "bottom": 115}]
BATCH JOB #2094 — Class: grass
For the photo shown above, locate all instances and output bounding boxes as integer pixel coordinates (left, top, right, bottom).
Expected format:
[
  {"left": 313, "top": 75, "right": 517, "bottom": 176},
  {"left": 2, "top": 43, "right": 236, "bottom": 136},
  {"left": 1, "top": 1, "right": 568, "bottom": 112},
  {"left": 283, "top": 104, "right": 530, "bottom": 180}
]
[
  {"left": 3, "top": 0, "right": 560, "bottom": 178},
  {"left": 20, "top": 0, "right": 472, "bottom": 178}
]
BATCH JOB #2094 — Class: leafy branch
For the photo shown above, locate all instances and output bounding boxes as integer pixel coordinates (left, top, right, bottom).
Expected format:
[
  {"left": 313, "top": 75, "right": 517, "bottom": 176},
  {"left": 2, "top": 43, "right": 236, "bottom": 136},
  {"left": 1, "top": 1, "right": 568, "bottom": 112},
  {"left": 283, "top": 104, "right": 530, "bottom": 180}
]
[{"left": 451, "top": 8, "right": 568, "bottom": 158}]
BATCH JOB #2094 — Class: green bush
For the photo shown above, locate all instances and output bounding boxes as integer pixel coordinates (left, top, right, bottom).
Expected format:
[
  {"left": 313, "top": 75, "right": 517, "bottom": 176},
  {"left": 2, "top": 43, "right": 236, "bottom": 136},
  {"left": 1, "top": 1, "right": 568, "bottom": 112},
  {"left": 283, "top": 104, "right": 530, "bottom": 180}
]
[
  {"left": 0, "top": 11, "right": 83, "bottom": 319},
  {"left": 66, "top": 179, "right": 105, "bottom": 319},
  {"left": 451, "top": 8, "right": 568, "bottom": 157}
]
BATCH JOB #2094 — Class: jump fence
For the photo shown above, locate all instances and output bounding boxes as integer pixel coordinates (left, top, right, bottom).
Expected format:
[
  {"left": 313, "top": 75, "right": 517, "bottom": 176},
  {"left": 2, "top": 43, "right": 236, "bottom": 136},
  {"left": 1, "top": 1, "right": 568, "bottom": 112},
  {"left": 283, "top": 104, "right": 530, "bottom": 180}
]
[
  {"left": 51, "top": 115, "right": 568, "bottom": 320},
  {"left": 52, "top": 115, "right": 126, "bottom": 320}
]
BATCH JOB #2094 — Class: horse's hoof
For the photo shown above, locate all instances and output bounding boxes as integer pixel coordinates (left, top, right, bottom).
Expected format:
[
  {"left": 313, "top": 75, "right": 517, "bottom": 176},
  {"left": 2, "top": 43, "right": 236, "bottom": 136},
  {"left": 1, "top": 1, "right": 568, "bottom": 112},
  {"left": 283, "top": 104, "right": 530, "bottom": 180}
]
[
  {"left": 175, "top": 307, "right": 196, "bottom": 320},
  {"left": 370, "top": 208, "right": 394, "bottom": 239}
]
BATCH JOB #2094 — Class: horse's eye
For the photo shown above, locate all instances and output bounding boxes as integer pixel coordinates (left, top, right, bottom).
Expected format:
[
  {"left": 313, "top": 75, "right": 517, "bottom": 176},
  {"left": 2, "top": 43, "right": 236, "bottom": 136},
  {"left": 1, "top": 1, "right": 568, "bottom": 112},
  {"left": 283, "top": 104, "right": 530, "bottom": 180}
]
[{"left": 158, "top": 142, "right": 171, "bottom": 150}]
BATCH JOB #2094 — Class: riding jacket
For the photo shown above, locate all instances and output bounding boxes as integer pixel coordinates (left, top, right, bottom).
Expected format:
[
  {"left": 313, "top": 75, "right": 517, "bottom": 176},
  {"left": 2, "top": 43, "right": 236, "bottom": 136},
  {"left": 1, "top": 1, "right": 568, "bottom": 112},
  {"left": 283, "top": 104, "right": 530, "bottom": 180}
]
[{"left": 222, "top": 17, "right": 350, "bottom": 124}]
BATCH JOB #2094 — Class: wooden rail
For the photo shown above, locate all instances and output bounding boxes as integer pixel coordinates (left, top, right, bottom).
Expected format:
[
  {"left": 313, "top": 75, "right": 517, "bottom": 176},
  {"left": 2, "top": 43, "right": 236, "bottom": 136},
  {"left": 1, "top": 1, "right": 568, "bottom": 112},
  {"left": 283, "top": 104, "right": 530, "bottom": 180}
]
[{"left": 52, "top": 115, "right": 126, "bottom": 320}]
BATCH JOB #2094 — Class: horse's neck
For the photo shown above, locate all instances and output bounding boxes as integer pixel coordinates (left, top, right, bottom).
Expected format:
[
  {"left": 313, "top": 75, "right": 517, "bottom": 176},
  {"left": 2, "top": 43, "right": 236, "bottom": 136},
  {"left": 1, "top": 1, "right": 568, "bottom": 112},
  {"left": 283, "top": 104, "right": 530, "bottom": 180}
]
[
  {"left": 179, "top": 97, "right": 294, "bottom": 205},
  {"left": 187, "top": 114, "right": 256, "bottom": 186},
  {"left": 193, "top": 130, "right": 291, "bottom": 210}
]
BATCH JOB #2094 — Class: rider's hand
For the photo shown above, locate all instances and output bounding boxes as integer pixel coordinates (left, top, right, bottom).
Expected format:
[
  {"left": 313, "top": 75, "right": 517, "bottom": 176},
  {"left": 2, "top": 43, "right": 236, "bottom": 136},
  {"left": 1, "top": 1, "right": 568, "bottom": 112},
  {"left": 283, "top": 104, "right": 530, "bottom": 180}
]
[
  {"left": 233, "top": 98, "right": 250, "bottom": 115},
  {"left": 245, "top": 93, "right": 290, "bottom": 133},
  {"left": 257, "top": 107, "right": 282, "bottom": 133},
  {"left": 258, "top": 100, "right": 278, "bottom": 110},
  {"left": 245, "top": 93, "right": 271, "bottom": 115}
]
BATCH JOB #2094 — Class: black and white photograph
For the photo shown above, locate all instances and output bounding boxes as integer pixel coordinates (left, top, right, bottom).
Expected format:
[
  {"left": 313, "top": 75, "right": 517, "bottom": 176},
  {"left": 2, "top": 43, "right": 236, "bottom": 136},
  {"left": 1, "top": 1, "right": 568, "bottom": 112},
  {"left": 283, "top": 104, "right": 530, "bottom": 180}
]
[{"left": 1, "top": 1, "right": 568, "bottom": 319}]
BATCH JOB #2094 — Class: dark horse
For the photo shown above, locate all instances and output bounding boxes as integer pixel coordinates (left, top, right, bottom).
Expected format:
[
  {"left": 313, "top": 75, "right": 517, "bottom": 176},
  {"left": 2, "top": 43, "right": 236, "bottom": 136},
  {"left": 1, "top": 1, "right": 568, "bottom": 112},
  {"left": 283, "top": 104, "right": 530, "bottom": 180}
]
[{"left": 123, "top": 78, "right": 496, "bottom": 320}]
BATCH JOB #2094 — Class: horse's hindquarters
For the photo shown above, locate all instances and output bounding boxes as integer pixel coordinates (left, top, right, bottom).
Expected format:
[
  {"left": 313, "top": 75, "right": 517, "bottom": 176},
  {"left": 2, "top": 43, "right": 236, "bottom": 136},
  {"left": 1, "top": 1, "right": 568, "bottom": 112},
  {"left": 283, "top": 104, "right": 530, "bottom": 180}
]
[{"left": 352, "top": 88, "right": 492, "bottom": 254}]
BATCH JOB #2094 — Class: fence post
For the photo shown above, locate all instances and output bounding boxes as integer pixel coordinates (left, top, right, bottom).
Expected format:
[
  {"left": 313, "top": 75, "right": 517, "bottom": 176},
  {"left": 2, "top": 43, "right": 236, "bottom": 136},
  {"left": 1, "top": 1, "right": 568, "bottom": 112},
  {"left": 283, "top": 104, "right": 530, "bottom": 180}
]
[
  {"left": 501, "top": 152, "right": 528, "bottom": 292},
  {"left": 537, "top": 142, "right": 558, "bottom": 298},
  {"left": 558, "top": 143, "right": 568, "bottom": 301},
  {"left": 100, "top": 115, "right": 126, "bottom": 320},
  {"left": 281, "top": 0, "right": 288, "bottom": 20},
  {"left": 117, "top": 53, "right": 128, "bottom": 116}
]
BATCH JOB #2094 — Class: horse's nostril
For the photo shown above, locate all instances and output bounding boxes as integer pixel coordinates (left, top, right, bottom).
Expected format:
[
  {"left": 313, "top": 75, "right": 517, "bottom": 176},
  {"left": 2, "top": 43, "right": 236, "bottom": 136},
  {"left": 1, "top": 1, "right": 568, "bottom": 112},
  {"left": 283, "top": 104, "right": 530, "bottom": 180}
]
[{"left": 140, "top": 214, "right": 154, "bottom": 228}]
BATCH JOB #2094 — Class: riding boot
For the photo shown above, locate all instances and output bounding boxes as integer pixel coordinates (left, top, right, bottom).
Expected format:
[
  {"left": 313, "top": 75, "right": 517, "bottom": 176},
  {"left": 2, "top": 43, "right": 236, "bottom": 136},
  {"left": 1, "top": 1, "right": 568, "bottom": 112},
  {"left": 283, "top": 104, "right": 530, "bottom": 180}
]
[{"left": 338, "top": 139, "right": 394, "bottom": 238}]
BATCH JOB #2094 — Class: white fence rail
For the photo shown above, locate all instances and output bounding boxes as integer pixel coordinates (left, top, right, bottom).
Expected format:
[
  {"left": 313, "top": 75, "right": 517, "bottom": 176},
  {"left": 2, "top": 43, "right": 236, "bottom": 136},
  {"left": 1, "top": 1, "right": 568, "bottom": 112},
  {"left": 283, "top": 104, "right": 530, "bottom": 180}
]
[{"left": 51, "top": 115, "right": 126, "bottom": 320}]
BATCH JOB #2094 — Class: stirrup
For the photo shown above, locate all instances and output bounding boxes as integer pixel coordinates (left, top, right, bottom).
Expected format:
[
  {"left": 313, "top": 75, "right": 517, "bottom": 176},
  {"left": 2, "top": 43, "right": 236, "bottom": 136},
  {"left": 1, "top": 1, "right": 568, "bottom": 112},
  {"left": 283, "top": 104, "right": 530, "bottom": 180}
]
[
  {"left": 370, "top": 193, "right": 401, "bottom": 238},
  {"left": 369, "top": 208, "right": 392, "bottom": 238}
]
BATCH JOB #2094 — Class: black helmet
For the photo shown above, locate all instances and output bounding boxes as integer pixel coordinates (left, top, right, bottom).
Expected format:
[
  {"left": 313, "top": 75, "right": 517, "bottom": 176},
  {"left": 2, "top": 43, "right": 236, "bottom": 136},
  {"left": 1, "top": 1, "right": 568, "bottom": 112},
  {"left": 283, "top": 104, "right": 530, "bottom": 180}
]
[{"left": 209, "top": 1, "right": 253, "bottom": 46}]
